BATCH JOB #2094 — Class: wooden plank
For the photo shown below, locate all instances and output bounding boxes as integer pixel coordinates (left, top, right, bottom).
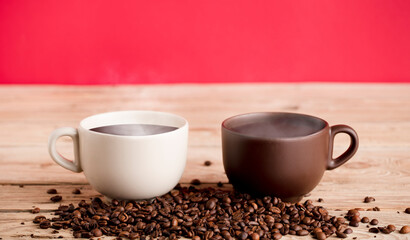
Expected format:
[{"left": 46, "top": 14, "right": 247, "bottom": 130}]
[
  {"left": 0, "top": 212, "right": 408, "bottom": 240},
  {"left": 0, "top": 183, "right": 408, "bottom": 211},
  {"left": 0, "top": 185, "right": 409, "bottom": 239},
  {"left": 0, "top": 84, "right": 409, "bottom": 123},
  {"left": 1, "top": 121, "right": 410, "bottom": 147},
  {"left": 1, "top": 212, "right": 408, "bottom": 239},
  {"left": 0, "top": 84, "right": 409, "bottom": 239},
  {"left": 0, "top": 84, "right": 409, "bottom": 149},
  {"left": 0, "top": 146, "right": 409, "bottom": 184}
]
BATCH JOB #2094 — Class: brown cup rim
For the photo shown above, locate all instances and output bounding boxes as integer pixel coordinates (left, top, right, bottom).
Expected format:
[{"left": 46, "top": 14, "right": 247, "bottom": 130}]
[{"left": 222, "top": 112, "right": 329, "bottom": 141}]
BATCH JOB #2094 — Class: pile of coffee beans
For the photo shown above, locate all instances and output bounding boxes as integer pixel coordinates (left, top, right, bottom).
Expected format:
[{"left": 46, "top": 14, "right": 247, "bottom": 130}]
[
  {"left": 33, "top": 186, "right": 410, "bottom": 239},
  {"left": 33, "top": 186, "right": 347, "bottom": 239}
]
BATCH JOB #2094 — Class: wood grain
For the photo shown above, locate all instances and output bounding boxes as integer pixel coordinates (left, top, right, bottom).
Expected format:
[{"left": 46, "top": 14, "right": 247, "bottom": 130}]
[
  {"left": 0, "top": 184, "right": 409, "bottom": 239},
  {"left": 0, "top": 84, "right": 409, "bottom": 239},
  {"left": 1, "top": 212, "right": 407, "bottom": 239}
]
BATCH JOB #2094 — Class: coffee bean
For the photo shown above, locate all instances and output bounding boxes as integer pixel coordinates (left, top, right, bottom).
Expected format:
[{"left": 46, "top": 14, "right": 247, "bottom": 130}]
[
  {"left": 39, "top": 220, "right": 51, "bottom": 229},
  {"left": 119, "top": 231, "right": 129, "bottom": 237},
  {"left": 312, "top": 227, "right": 322, "bottom": 233},
  {"left": 238, "top": 231, "right": 248, "bottom": 239},
  {"left": 373, "top": 206, "right": 380, "bottom": 211},
  {"left": 346, "top": 209, "right": 360, "bottom": 218},
  {"left": 221, "top": 230, "right": 231, "bottom": 238},
  {"left": 118, "top": 212, "right": 128, "bottom": 222},
  {"left": 349, "top": 221, "right": 359, "bottom": 227},
  {"left": 273, "top": 232, "right": 282, "bottom": 239},
  {"left": 387, "top": 224, "right": 396, "bottom": 232},
  {"left": 217, "top": 181, "right": 223, "bottom": 187},
  {"left": 50, "top": 195, "right": 62, "bottom": 202},
  {"left": 190, "top": 179, "right": 201, "bottom": 185},
  {"left": 270, "top": 207, "right": 281, "bottom": 214},
  {"left": 274, "top": 223, "right": 283, "bottom": 229},
  {"left": 405, "top": 208, "right": 410, "bottom": 214},
  {"left": 72, "top": 188, "right": 81, "bottom": 194},
  {"left": 72, "top": 209, "right": 81, "bottom": 218},
  {"left": 81, "top": 232, "right": 92, "bottom": 238},
  {"left": 31, "top": 207, "right": 40, "bottom": 214},
  {"left": 369, "top": 227, "right": 379, "bottom": 233},
  {"left": 370, "top": 219, "right": 379, "bottom": 225},
  {"left": 292, "top": 225, "right": 302, "bottom": 231},
  {"left": 91, "top": 228, "right": 102, "bottom": 237},
  {"left": 361, "top": 216, "right": 369, "bottom": 223},
  {"left": 336, "top": 217, "right": 345, "bottom": 224},
  {"left": 51, "top": 222, "right": 62, "bottom": 230},
  {"left": 206, "top": 199, "right": 217, "bottom": 210},
  {"left": 364, "top": 196, "right": 375, "bottom": 203},
  {"left": 316, "top": 232, "right": 327, "bottom": 240},
  {"left": 380, "top": 227, "right": 392, "bottom": 234},
  {"left": 47, "top": 189, "right": 57, "bottom": 194},
  {"left": 296, "top": 230, "right": 309, "bottom": 236},
  {"left": 192, "top": 236, "right": 201, "bottom": 240},
  {"left": 351, "top": 215, "right": 361, "bottom": 222},
  {"left": 204, "top": 160, "right": 212, "bottom": 166},
  {"left": 344, "top": 228, "right": 353, "bottom": 234},
  {"left": 33, "top": 215, "right": 46, "bottom": 223},
  {"left": 250, "top": 232, "right": 260, "bottom": 240},
  {"left": 399, "top": 226, "right": 410, "bottom": 234},
  {"left": 129, "top": 232, "right": 139, "bottom": 239},
  {"left": 318, "top": 198, "right": 324, "bottom": 202},
  {"left": 336, "top": 231, "right": 347, "bottom": 238}
]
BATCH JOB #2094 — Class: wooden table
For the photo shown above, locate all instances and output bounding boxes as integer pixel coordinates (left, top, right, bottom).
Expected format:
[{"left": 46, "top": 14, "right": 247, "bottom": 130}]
[{"left": 0, "top": 84, "right": 409, "bottom": 239}]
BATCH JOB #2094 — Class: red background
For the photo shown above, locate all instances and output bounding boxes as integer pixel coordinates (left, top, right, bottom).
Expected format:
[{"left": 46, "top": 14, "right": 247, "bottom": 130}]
[{"left": 1, "top": 0, "right": 410, "bottom": 84}]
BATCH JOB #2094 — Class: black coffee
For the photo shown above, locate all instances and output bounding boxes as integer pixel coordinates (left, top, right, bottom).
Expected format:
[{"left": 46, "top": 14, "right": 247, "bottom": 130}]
[
  {"left": 230, "top": 116, "right": 325, "bottom": 138},
  {"left": 90, "top": 124, "right": 177, "bottom": 136}
]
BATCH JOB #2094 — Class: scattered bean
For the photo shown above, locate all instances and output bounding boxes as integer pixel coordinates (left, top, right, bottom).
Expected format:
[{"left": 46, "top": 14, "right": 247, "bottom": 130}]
[
  {"left": 72, "top": 188, "right": 81, "bottom": 194},
  {"left": 190, "top": 179, "right": 201, "bottom": 185},
  {"left": 47, "top": 189, "right": 57, "bottom": 194},
  {"left": 399, "top": 226, "right": 410, "bottom": 234},
  {"left": 370, "top": 219, "right": 379, "bottom": 225},
  {"left": 31, "top": 207, "right": 40, "bottom": 214},
  {"left": 361, "top": 216, "right": 369, "bottom": 223},
  {"left": 50, "top": 195, "right": 62, "bottom": 202}
]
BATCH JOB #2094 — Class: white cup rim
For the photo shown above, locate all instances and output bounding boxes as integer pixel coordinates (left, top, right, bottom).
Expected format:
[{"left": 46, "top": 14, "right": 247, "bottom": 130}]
[{"left": 79, "top": 110, "right": 188, "bottom": 139}]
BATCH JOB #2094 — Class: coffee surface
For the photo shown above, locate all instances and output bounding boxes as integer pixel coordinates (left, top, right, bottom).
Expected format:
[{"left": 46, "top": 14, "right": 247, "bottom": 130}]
[
  {"left": 230, "top": 118, "right": 325, "bottom": 138},
  {"left": 90, "top": 124, "right": 177, "bottom": 136}
]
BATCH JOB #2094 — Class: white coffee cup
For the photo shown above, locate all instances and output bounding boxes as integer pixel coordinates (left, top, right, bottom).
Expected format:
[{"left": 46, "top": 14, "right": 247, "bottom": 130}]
[{"left": 48, "top": 111, "right": 188, "bottom": 200}]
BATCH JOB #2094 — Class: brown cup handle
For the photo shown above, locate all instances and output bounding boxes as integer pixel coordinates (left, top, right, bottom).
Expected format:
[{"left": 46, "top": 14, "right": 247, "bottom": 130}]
[{"left": 327, "top": 125, "right": 359, "bottom": 170}]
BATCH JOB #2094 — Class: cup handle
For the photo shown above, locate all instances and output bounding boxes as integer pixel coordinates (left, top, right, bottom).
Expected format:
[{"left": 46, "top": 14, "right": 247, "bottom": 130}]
[
  {"left": 327, "top": 125, "right": 359, "bottom": 170},
  {"left": 48, "top": 127, "right": 82, "bottom": 173}
]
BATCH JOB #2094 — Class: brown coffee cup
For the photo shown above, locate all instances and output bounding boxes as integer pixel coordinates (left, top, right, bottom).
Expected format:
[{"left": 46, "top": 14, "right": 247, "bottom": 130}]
[{"left": 222, "top": 112, "right": 358, "bottom": 203}]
